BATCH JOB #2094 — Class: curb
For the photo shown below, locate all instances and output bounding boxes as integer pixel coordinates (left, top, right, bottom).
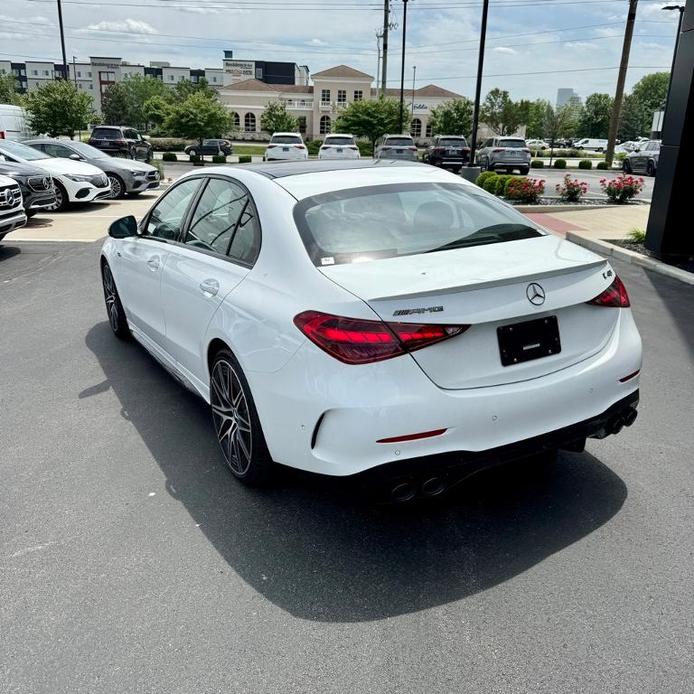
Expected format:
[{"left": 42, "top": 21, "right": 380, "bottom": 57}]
[
  {"left": 565, "top": 232, "right": 694, "bottom": 286},
  {"left": 516, "top": 203, "right": 618, "bottom": 213}
]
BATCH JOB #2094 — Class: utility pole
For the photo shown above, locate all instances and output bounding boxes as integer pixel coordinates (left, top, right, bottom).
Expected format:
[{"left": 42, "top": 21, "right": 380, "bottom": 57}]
[
  {"left": 467, "top": 0, "right": 490, "bottom": 173},
  {"left": 398, "top": 0, "right": 410, "bottom": 133},
  {"left": 376, "top": 30, "right": 383, "bottom": 93},
  {"left": 56, "top": 0, "right": 68, "bottom": 79},
  {"left": 73, "top": 56, "right": 81, "bottom": 140},
  {"left": 411, "top": 65, "right": 417, "bottom": 117},
  {"left": 605, "top": 0, "right": 638, "bottom": 167},
  {"left": 381, "top": 0, "right": 390, "bottom": 96}
]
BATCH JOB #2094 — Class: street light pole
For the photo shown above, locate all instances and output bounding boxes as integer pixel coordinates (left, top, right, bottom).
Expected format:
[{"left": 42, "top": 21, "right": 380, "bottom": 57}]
[
  {"left": 411, "top": 65, "right": 416, "bottom": 117},
  {"left": 56, "top": 0, "right": 68, "bottom": 79},
  {"left": 376, "top": 30, "right": 383, "bottom": 93},
  {"left": 399, "top": 0, "right": 410, "bottom": 133},
  {"left": 381, "top": 0, "right": 390, "bottom": 96},
  {"left": 662, "top": 4, "right": 685, "bottom": 111},
  {"left": 467, "top": 0, "right": 489, "bottom": 171}
]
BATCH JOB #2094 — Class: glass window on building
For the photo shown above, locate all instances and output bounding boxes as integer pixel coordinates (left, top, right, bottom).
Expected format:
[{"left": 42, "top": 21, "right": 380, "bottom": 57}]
[
  {"left": 297, "top": 116, "right": 307, "bottom": 134},
  {"left": 231, "top": 112, "right": 240, "bottom": 129},
  {"left": 320, "top": 115, "right": 331, "bottom": 135},
  {"left": 321, "top": 89, "right": 330, "bottom": 104},
  {"left": 425, "top": 123, "right": 433, "bottom": 138},
  {"left": 244, "top": 112, "right": 256, "bottom": 132},
  {"left": 353, "top": 90, "right": 363, "bottom": 102},
  {"left": 32, "top": 70, "right": 38, "bottom": 76},
  {"left": 410, "top": 118, "right": 422, "bottom": 138},
  {"left": 337, "top": 90, "right": 346, "bottom": 105}
]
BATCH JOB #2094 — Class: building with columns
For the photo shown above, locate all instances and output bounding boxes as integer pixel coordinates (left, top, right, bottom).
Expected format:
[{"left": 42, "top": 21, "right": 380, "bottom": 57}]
[{"left": 217, "top": 65, "right": 464, "bottom": 141}]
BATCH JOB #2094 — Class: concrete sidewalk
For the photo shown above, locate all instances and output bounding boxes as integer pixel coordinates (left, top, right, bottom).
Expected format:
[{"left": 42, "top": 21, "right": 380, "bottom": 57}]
[{"left": 523, "top": 204, "right": 650, "bottom": 241}]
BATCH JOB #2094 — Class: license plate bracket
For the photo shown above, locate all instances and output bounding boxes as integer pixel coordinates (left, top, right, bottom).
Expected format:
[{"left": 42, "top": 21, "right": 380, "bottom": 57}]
[{"left": 497, "top": 316, "right": 561, "bottom": 366}]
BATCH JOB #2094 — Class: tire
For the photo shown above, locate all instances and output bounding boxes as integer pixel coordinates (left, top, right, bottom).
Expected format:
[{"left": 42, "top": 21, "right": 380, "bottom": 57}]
[
  {"left": 210, "top": 348, "right": 275, "bottom": 485},
  {"left": 106, "top": 173, "right": 126, "bottom": 199},
  {"left": 26, "top": 210, "right": 36, "bottom": 218},
  {"left": 519, "top": 167, "right": 529, "bottom": 175},
  {"left": 526, "top": 448, "right": 558, "bottom": 470},
  {"left": 101, "top": 262, "right": 131, "bottom": 340},
  {"left": 188, "top": 149, "right": 198, "bottom": 157},
  {"left": 647, "top": 161, "right": 656, "bottom": 177},
  {"left": 46, "top": 181, "right": 68, "bottom": 212}
]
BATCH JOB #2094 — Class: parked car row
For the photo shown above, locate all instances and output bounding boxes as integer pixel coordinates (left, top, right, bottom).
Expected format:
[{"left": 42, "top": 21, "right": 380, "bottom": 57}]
[
  {"left": 0, "top": 173, "right": 27, "bottom": 242},
  {"left": 0, "top": 136, "right": 161, "bottom": 221}
]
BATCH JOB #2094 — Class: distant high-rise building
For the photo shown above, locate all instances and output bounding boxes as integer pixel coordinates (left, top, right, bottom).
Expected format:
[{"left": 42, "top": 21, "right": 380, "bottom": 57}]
[{"left": 556, "top": 88, "right": 579, "bottom": 108}]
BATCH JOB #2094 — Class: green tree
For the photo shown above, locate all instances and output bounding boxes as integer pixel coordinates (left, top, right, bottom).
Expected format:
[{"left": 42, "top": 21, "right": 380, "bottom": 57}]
[
  {"left": 334, "top": 98, "right": 400, "bottom": 154},
  {"left": 165, "top": 92, "right": 231, "bottom": 156},
  {"left": 480, "top": 88, "right": 521, "bottom": 135},
  {"left": 543, "top": 103, "right": 579, "bottom": 161},
  {"left": 174, "top": 77, "right": 217, "bottom": 101},
  {"left": 0, "top": 73, "right": 23, "bottom": 105},
  {"left": 618, "top": 93, "right": 645, "bottom": 141},
  {"left": 428, "top": 98, "right": 473, "bottom": 137},
  {"left": 121, "top": 75, "right": 172, "bottom": 129},
  {"left": 101, "top": 82, "right": 131, "bottom": 125},
  {"left": 143, "top": 95, "right": 172, "bottom": 129},
  {"left": 578, "top": 93, "right": 613, "bottom": 138},
  {"left": 260, "top": 100, "right": 298, "bottom": 134},
  {"left": 516, "top": 98, "right": 550, "bottom": 139},
  {"left": 631, "top": 72, "right": 670, "bottom": 117},
  {"left": 24, "top": 80, "right": 96, "bottom": 137}
]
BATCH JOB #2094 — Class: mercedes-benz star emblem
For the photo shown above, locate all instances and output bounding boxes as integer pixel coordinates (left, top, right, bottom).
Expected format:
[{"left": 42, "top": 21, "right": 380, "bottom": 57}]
[{"left": 526, "top": 282, "right": 546, "bottom": 305}]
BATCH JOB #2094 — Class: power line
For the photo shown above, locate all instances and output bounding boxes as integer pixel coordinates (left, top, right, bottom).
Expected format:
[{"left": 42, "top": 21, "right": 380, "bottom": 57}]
[{"left": 416, "top": 64, "right": 671, "bottom": 80}]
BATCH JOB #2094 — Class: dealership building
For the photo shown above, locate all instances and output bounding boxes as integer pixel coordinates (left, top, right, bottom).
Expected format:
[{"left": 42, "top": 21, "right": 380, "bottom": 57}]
[{"left": 0, "top": 52, "right": 463, "bottom": 140}]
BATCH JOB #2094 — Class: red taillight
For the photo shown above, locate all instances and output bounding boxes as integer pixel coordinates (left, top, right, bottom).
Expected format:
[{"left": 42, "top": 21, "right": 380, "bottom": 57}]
[
  {"left": 492, "top": 148, "right": 504, "bottom": 152},
  {"left": 294, "top": 144, "right": 306, "bottom": 149},
  {"left": 408, "top": 146, "right": 417, "bottom": 151},
  {"left": 267, "top": 144, "right": 277, "bottom": 149},
  {"left": 377, "top": 429, "right": 447, "bottom": 443},
  {"left": 587, "top": 276, "right": 630, "bottom": 308},
  {"left": 293, "top": 310, "right": 469, "bottom": 364}
]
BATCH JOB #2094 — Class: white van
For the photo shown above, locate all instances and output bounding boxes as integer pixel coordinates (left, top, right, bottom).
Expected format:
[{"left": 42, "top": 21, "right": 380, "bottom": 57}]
[
  {"left": 0, "top": 104, "right": 31, "bottom": 141},
  {"left": 574, "top": 138, "right": 608, "bottom": 152}
]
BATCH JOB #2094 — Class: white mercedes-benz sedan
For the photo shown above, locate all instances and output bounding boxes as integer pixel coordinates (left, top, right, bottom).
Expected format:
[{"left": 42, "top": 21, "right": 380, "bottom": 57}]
[{"left": 100, "top": 161, "right": 642, "bottom": 499}]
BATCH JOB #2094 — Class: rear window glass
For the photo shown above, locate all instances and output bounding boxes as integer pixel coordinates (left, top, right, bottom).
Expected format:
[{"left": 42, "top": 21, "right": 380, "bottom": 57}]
[
  {"left": 384, "top": 137, "right": 414, "bottom": 146},
  {"left": 324, "top": 136, "right": 355, "bottom": 146},
  {"left": 293, "top": 182, "right": 544, "bottom": 267},
  {"left": 438, "top": 138, "right": 467, "bottom": 147},
  {"left": 270, "top": 135, "right": 302, "bottom": 144},
  {"left": 499, "top": 139, "right": 526, "bottom": 148},
  {"left": 91, "top": 128, "right": 122, "bottom": 140}
]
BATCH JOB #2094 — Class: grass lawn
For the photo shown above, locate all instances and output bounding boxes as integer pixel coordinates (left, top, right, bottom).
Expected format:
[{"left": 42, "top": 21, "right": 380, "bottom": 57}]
[{"left": 233, "top": 144, "right": 267, "bottom": 156}]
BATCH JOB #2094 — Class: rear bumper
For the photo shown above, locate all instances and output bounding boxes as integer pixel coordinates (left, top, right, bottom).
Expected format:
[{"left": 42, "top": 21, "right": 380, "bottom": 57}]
[
  {"left": 249, "top": 308, "right": 642, "bottom": 477},
  {"left": 318, "top": 151, "right": 361, "bottom": 160},
  {"left": 265, "top": 150, "right": 308, "bottom": 161}
]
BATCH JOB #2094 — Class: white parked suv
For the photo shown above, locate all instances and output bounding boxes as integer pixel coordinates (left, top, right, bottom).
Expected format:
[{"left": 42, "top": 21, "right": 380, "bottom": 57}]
[
  {"left": 0, "top": 140, "right": 110, "bottom": 211},
  {"left": 264, "top": 133, "right": 308, "bottom": 162},
  {"left": 574, "top": 138, "right": 608, "bottom": 152},
  {"left": 0, "top": 173, "right": 27, "bottom": 242},
  {"left": 318, "top": 134, "right": 360, "bottom": 160},
  {"left": 99, "top": 160, "right": 642, "bottom": 499}
]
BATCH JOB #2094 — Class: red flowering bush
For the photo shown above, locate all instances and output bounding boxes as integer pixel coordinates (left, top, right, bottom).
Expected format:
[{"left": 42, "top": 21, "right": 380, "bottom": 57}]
[
  {"left": 555, "top": 174, "right": 588, "bottom": 202},
  {"left": 505, "top": 177, "right": 545, "bottom": 204},
  {"left": 599, "top": 174, "right": 644, "bottom": 204}
]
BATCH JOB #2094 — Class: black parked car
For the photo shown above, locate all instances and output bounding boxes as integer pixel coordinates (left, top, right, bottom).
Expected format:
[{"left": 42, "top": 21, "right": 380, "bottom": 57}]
[
  {"left": 0, "top": 158, "right": 57, "bottom": 217},
  {"left": 422, "top": 135, "right": 470, "bottom": 173},
  {"left": 184, "top": 139, "right": 233, "bottom": 157},
  {"left": 87, "top": 126, "right": 153, "bottom": 162}
]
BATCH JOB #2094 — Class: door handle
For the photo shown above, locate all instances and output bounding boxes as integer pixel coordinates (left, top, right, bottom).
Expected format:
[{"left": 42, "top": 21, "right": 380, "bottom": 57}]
[
  {"left": 146, "top": 255, "right": 161, "bottom": 271},
  {"left": 199, "top": 279, "right": 219, "bottom": 297}
]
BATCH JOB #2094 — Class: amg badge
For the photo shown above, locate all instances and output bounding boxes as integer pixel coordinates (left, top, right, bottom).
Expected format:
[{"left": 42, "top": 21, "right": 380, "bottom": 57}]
[{"left": 393, "top": 306, "right": 444, "bottom": 316}]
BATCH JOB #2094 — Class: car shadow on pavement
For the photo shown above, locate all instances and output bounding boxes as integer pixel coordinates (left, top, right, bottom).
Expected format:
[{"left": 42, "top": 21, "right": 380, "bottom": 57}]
[
  {"left": 83, "top": 321, "right": 628, "bottom": 623},
  {"left": 0, "top": 245, "right": 21, "bottom": 261}
]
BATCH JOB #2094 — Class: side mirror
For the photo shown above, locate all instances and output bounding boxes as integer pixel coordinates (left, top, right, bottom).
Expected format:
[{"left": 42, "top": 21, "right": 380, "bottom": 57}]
[
  {"left": 69, "top": 153, "right": 81, "bottom": 160},
  {"left": 109, "top": 215, "right": 138, "bottom": 239}
]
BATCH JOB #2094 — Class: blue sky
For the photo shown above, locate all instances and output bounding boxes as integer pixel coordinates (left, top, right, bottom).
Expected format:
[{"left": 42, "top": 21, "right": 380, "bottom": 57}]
[{"left": 1, "top": 0, "right": 678, "bottom": 102}]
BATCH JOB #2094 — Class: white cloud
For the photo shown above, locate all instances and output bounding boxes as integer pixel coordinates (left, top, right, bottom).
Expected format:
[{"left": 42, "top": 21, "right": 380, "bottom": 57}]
[
  {"left": 493, "top": 47, "right": 517, "bottom": 55},
  {"left": 83, "top": 19, "right": 158, "bottom": 35}
]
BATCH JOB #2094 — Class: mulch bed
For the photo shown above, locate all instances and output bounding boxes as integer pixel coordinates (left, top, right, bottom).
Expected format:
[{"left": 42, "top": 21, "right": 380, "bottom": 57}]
[{"left": 606, "top": 239, "right": 694, "bottom": 274}]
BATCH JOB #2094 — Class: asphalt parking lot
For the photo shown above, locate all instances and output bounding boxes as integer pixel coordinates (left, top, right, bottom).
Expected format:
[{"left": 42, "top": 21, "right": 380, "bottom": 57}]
[{"left": 1, "top": 205, "right": 693, "bottom": 692}]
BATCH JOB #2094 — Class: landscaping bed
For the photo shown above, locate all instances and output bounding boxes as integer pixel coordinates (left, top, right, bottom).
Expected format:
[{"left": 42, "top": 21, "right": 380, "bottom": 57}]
[{"left": 605, "top": 239, "right": 694, "bottom": 274}]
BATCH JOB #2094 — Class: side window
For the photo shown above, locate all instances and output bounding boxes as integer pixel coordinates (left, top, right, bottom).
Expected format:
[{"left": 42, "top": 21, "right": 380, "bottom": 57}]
[
  {"left": 43, "top": 143, "right": 73, "bottom": 158},
  {"left": 124, "top": 129, "right": 138, "bottom": 140},
  {"left": 184, "top": 178, "right": 248, "bottom": 255},
  {"left": 483, "top": 139, "right": 493, "bottom": 148},
  {"left": 228, "top": 200, "right": 261, "bottom": 265},
  {"left": 145, "top": 178, "right": 201, "bottom": 241}
]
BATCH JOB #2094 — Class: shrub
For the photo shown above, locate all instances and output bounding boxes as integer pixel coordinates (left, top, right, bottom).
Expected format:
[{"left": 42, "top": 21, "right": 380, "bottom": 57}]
[
  {"left": 495, "top": 174, "right": 514, "bottom": 197},
  {"left": 505, "top": 177, "right": 545, "bottom": 204},
  {"left": 483, "top": 173, "right": 501, "bottom": 194},
  {"left": 578, "top": 159, "right": 592, "bottom": 170},
  {"left": 475, "top": 170, "right": 498, "bottom": 189},
  {"left": 304, "top": 140, "right": 322, "bottom": 156},
  {"left": 161, "top": 151, "right": 177, "bottom": 162},
  {"left": 628, "top": 227, "right": 646, "bottom": 243},
  {"left": 553, "top": 159, "right": 567, "bottom": 169},
  {"left": 596, "top": 161, "right": 608, "bottom": 170},
  {"left": 555, "top": 174, "right": 588, "bottom": 202},
  {"left": 600, "top": 174, "right": 644, "bottom": 203},
  {"left": 238, "top": 155, "right": 252, "bottom": 164},
  {"left": 530, "top": 159, "right": 544, "bottom": 168},
  {"left": 357, "top": 140, "right": 372, "bottom": 157},
  {"left": 149, "top": 137, "right": 189, "bottom": 152},
  {"left": 211, "top": 154, "right": 227, "bottom": 164}
]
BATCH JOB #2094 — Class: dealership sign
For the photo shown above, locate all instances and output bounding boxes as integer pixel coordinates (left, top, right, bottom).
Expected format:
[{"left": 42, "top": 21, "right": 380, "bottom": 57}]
[{"left": 224, "top": 60, "right": 255, "bottom": 81}]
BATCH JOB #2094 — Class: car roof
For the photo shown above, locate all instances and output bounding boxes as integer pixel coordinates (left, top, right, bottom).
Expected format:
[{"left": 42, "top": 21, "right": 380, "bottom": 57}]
[
  {"left": 271, "top": 132, "right": 302, "bottom": 137},
  {"left": 226, "top": 159, "right": 422, "bottom": 180}
]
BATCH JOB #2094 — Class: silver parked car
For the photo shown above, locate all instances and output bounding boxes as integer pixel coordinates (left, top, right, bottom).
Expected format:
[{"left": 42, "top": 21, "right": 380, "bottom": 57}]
[
  {"left": 374, "top": 134, "right": 418, "bottom": 161},
  {"left": 476, "top": 137, "right": 531, "bottom": 175},
  {"left": 623, "top": 140, "right": 660, "bottom": 177},
  {"left": 23, "top": 139, "right": 161, "bottom": 199}
]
